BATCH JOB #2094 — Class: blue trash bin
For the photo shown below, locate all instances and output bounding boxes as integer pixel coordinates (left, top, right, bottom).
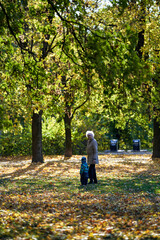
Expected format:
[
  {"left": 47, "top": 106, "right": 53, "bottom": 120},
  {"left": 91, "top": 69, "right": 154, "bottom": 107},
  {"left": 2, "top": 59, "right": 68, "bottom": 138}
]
[
  {"left": 110, "top": 139, "right": 118, "bottom": 151},
  {"left": 133, "top": 139, "right": 140, "bottom": 151}
]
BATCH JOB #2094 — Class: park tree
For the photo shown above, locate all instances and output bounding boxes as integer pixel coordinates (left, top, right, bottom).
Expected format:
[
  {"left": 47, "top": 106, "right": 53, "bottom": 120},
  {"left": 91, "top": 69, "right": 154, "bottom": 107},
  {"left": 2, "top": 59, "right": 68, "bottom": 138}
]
[
  {"left": 0, "top": 0, "right": 107, "bottom": 160},
  {"left": 99, "top": 0, "right": 160, "bottom": 159},
  {"left": 127, "top": 0, "right": 160, "bottom": 160},
  {"left": 88, "top": 3, "right": 146, "bottom": 135},
  {"left": 1, "top": 0, "right": 159, "bottom": 160}
]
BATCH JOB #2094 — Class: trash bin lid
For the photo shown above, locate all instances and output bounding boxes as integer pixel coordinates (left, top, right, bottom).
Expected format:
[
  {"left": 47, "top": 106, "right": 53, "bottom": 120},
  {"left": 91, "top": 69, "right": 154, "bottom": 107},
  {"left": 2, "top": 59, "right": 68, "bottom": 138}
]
[
  {"left": 133, "top": 139, "right": 140, "bottom": 142},
  {"left": 110, "top": 139, "right": 118, "bottom": 143}
]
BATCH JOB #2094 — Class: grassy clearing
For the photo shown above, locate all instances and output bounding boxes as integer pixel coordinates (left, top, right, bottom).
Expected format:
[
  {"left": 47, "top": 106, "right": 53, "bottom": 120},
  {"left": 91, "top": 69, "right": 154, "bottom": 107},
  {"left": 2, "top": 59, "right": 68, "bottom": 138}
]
[{"left": 0, "top": 154, "right": 159, "bottom": 240}]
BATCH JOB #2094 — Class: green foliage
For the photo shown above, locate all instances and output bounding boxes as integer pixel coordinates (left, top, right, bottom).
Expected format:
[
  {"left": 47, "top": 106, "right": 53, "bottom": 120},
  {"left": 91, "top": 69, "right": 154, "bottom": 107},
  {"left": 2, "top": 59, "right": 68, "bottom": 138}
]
[
  {"left": 0, "top": 0, "right": 159, "bottom": 158},
  {"left": 0, "top": 117, "right": 65, "bottom": 156},
  {"left": 42, "top": 117, "right": 65, "bottom": 155},
  {"left": 72, "top": 113, "right": 153, "bottom": 153},
  {"left": 0, "top": 127, "right": 32, "bottom": 156},
  {"left": 0, "top": 110, "right": 153, "bottom": 156}
]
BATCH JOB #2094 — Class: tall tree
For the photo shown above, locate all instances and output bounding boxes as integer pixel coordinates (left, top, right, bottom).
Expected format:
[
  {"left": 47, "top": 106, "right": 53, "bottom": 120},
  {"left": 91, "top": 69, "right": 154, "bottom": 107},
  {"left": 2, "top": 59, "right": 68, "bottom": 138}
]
[
  {"left": 104, "top": 0, "right": 160, "bottom": 159},
  {"left": 0, "top": 0, "right": 105, "bottom": 159}
]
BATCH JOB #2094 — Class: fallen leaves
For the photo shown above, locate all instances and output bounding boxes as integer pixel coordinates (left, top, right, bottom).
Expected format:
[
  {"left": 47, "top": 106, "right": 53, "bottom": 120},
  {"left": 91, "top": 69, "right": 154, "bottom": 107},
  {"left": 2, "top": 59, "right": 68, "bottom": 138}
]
[{"left": 0, "top": 154, "right": 159, "bottom": 239}]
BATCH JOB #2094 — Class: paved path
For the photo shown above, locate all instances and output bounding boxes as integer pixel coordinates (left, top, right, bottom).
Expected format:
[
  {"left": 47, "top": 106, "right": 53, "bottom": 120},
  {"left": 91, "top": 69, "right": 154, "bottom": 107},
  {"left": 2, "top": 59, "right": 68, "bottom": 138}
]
[{"left": 99, "top": 150, "right": 152, "bottom": 155}]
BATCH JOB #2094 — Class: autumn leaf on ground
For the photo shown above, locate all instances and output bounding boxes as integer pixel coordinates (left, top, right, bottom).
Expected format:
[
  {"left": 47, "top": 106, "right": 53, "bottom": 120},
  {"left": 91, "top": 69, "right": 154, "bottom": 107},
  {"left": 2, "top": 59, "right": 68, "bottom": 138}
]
[{"left": 0, "top": 154, "right": 159, "bottom": 240}]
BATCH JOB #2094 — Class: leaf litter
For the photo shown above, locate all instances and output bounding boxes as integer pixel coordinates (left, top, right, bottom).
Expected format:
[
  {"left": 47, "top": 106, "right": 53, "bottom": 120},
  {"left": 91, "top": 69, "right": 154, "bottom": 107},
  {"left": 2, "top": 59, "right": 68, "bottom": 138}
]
[{"left": 0, "top": 154, "right": 159, "bottom": 240}]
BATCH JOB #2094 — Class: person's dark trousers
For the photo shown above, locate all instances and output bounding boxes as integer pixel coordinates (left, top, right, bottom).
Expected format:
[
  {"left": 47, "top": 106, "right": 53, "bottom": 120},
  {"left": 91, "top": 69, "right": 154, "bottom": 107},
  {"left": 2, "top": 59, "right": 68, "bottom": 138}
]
[
  {"left": 81, "top": 173, "right": 88, "bottom": 185},
  {"left": 89, "top": 164, "right": 97, "bottom": 183}
]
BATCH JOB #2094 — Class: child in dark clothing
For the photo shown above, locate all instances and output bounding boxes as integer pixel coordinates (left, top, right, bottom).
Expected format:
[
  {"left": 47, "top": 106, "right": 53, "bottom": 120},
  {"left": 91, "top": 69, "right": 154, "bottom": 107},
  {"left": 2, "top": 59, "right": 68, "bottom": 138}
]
[{"left": 80, "top": 156, "right": 89, "bottom": 185}]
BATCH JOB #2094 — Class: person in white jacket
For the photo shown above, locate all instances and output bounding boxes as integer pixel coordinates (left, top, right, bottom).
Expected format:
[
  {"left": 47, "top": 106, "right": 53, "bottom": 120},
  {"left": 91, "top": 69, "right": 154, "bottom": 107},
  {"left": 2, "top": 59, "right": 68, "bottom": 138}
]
[{"left": 86, "top": 131, "right": 99, "bottom": 184}]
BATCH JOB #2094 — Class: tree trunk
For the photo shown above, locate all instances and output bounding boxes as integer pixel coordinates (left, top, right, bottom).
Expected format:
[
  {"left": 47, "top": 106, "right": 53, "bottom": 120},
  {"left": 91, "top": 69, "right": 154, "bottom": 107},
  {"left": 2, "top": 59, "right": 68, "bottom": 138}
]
[
  {"left": 136, "top": 30, "right": 145, "bottom": 59},
  {"left": 152, "top": 118, "right": 160, "bottom": 159},
  {"left": 135, "top": 0, "right": 146, "bottom": 58},
  {"left": 152, "top": 66, "right": 160, "bottom": 160},
  {"left": 32, "top": 110, "right": 43, "bottom": 163},
  {"left": 64, "top": 113, "right": 72, "bottom": 158}
]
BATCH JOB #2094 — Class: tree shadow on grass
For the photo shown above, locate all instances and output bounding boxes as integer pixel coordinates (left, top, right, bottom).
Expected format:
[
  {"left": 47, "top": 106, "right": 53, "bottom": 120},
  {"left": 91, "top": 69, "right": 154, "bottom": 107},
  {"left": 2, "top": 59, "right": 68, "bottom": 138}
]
[
  {"left": 0, "top": 163, "right": 43, "bottom": 179},
  {"left": 0, "top": 157, "right": 159, "bottom": 239},
  {"left": 0, "top": 158, "right": 77, "bottom": 181},
  {"left": 0, "top": 159, "right": 62, "bottom": 179},
  {"left": 78, "top": 173, "right": 159, "bottom": 195},
  {"left": 1, "top": 176, "right": 158, "bottom": 237},
  {"left": 1, "top": 165, "right": 158, "bottom": 197},
  {"left": 0, "top": 165, "right": 159, "bottom": 240}
]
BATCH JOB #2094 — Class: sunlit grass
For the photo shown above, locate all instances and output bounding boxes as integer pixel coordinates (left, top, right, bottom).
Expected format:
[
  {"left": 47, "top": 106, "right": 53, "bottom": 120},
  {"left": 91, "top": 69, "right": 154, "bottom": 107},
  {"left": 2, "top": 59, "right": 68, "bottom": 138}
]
[{"left": 0, "top": 154, "right": 159, "bottom": 240}]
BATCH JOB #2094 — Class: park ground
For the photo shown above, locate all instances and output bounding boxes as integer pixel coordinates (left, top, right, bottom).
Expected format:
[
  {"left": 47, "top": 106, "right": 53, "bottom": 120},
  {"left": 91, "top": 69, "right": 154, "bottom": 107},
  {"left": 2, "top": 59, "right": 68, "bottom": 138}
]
[{"left": 0, "top": 154, "right": 159, "bottom": 240}]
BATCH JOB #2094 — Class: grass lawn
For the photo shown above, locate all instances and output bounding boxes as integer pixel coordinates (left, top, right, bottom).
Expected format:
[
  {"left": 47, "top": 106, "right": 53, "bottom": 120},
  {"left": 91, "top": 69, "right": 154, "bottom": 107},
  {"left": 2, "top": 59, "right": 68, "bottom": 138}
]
[{"left": 0, "top": 154, "right": 159, "bottom": 240}]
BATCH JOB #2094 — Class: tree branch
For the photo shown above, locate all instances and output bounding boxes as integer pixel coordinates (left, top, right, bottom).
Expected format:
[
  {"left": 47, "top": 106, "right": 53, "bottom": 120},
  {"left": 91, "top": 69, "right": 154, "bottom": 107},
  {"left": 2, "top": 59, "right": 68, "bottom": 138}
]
[
  {"left": 0, "top": 2, "right": 37, "bottom": 61},
  {"left": 47, "top": 0, "right": 108, "bottom": 40},
  {"left": 72, "top": 96, "right": 89, "bottom": 119}
]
